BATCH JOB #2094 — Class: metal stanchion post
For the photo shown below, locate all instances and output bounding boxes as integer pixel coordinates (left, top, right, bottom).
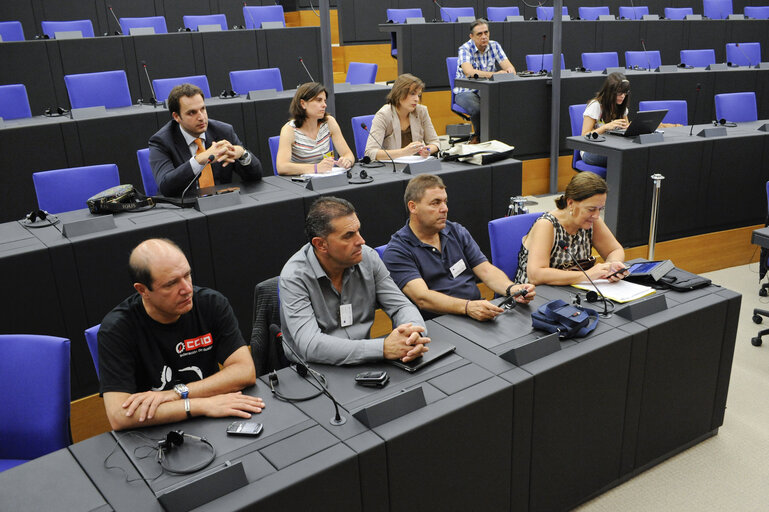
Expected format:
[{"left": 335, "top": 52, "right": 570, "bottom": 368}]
[{"left": 648, "top": 173, "right": 665, "bottom": 260}]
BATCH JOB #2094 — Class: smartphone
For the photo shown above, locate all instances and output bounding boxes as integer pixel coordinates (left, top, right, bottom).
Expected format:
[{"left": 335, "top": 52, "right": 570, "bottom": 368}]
[
  {"left": 355, "top": 370, "right": 389, "bottom": 387},
  {"left": 226, "top": 421, "right": 264, "bottom": 436},
  {"left": 606, "top": 266, "right": 630, "bottom": 279}
]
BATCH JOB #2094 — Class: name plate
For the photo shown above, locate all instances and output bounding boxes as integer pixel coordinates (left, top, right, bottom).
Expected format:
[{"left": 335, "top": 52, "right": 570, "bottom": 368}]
[
  {"left": 197, "top": 24, "right": 221, "bottom": 32},
  {"left": 247, "top": 88, "right": 278, "bottom": 100},
  {"left": 757, "top": 123, "right": 769, "bottom": 132},
  {"left": 261, "top": 21, "right": 284, "bottom": 29},
  {"left": 706, "top": 63, "right": 728, "bottom": 70},
  {"left": 685, "top": 14, "right": 703, "bottom": 20},
  {"left": 70, "top": 106, "right": 108, "bottom": 120},
  {"left": 55, "top": 30, "right": 83, "bottom": 39},
  {"left": 634, "top": 132, "right": 664, "bottom": 144},
  {"left": 129, "top": 27, "right": 156, "bottom": 35},
  {"left": 561, "top": 15, "right": 571, "bottom": 20},
  {"left": 598, "top": 14, "right": 616, "bottom": 21},
  {"left": 550, "top": 69, "right": 572, "bottom": 77},
  {"left": 194, "top": 190, "right": 241, "bottom": 211},
  {"left": 305, "top": 172, "right": 348, "bottom": 190},
  {"left": 352, "top": 386, "right": 427, "bottom": 428},
  {"left": 727, "top": 14, "right": 745, "bottom": 20},
  {"left": 499, "top": 332, "right": 561, "bottom": 366},
  {"left": 62, "top": 214, "right": 116, "bottom": 238},
  {"left": 506, "top": 15, "right": 525, "bottom": 21},
  {"left": 655, "top": 65, "right": 679, "bottom": 73},
  {"left": 616, "top": 293, "right": 668, "bottom": 321},
  {"left": 642, "top": 14, "right": 660, "bottom": 20},
  {"left": 697, "top": 126, "right": 727, "bottom": 138},
  {"left": 403, "top": 158, "right": 442, "bottom": 174},
  {"left": 603, "top": 66, "right": 625, "bottom": 75},
  {"left": 406, "top": 17, "right": 426, "bottom": 24},
  {"left": 456, "top": 16, "right": 475, "bottom": 23},
  {"left": 156, "top": 461, "right": 248, "bottom": 512},
  {"left": 491, "top": 72, "right": 518, "bottom": 82}
]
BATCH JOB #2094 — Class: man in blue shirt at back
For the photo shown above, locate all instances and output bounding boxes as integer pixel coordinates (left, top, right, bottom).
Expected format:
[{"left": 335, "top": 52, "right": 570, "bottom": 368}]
[{"left": 382, "top": 174, "right": 535, "bottom": 321}]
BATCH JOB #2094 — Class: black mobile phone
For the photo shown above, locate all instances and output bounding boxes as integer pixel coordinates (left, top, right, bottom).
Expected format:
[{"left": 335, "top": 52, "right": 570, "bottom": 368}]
[
  {"left": 226, "top": 421, "right": 264, "bottom": 436},
  {"left": 355, "top": 370, "right": 389, "bottom": 387},
  {"left": 606, "top": 266, "right": 630, "bottom": 279}
]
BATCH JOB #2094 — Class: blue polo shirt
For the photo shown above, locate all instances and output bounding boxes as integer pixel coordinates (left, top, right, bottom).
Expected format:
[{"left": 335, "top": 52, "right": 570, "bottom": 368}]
[{"left": 382, "top": 220, "right": 487, "bottom": 318}]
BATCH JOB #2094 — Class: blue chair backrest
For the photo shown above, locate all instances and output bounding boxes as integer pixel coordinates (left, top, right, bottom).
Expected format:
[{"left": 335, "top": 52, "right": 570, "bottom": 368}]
[
  {"left": 0, "top": 21, "right": 25, "bottom": 41},
  {"left": 0, "top": 84, "right": 32, "bottom": 120},
  {"left": 33, "top": 164, "right": 121, "bottom": 213},
  {"left": 579, "top": 6, "right": 611, "bottom": 20},
  {"left": 537, "top": 6, "right": 569, "bottom": 19},
  {"left": 375, "top": 244, "right": 387, "bottom": 258},
  {"left": 64, "top": 70, "right": 132, "bottom": 109},
  {"left": 119, "top": 16, "right": 168, "bottom": 34},
  {"left": 84, "top": 324, "right": 100, "bottom": 378},
  {"left": 581, "top": 52, "right": 619, "bottom": 71},
  {"left": 183, "top": 14, "right": 227, "bottom": 31},
  {"left": 664, "top": 7, "right": 694, "bottom": 19},
  {"left": 346, "top": 62, "right": 378, "bottom": 84},
  {"left": 487, "top": 7, "right": 520, "bottom": 21},
  {"left": 619, "top": 6, "right": 649, "bottom": 19},
  {"left": 488, "top": 213, "right": 543, "bottom": 280},
  {"left": 680, "top": 49, "right": 716, "bottom": 67},
  {"left": 525, "top": 53, "right": 566, "bottom": 72},
  {"left": 725, "top": 42, "right": 761, "bottom": 66},
  {"left": 703, "top": 0, "right": 733, "bottom": 19},
  {"left": 447, "top": 56, "right": 470, "bottom": 118},
  {"left": 268, "top": 136, "right": 280, "bottom": 175},
  {"left": 230, "top": 68, "right": 283, "bottom": 94},
  {"left": 625, "top": 50, "right": 662, "bottom": 69},
  {"left": 41, "top": 20, "right": 94, "bottom": 38},
  {"left": 243, "top": 5, "right": 285, "bottom": 29},
  {"left": 153, "top": 75, "right": 211, "bottom": 101},
  {"left": 744, "top": 6, "right": 769, "bottom": 18},
  {"left": 441, "top": 7, "right": 475, "bottom": 22},
  {"left": 568, "top": 103, "right": 607, "bottom": 177},
  {"left": 386, "top": 8, "right": 423, "bottom": 22},
  {"left": 639, "top": 100, "right": 688, "bottom": 125},
  {"left": 351, "top": 114, "right": 375, "bottom": 160},
  {"left": 715, "top": 92, "right": 758, "bottom": 122},
  {"left": 136, "top": 148, "right": 157, "bottom": 196},
  {"left": 0, "top": 334, "right": 70, "bottom": 462},
  {"left": 569, "top": 104, "right": 586, "bottom": 137}
]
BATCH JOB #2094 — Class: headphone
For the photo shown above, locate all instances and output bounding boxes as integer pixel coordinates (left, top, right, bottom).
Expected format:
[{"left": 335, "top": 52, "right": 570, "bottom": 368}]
[
  {"left": 358, "top": 156, "right": 384, "bottom": 168},
  {"left": 156, "top": 430, "right": 216, "bottom": 475},
  {"left": 713, "top": 118, "right": 737, "bottom": 127},
  {"left": 44, "top": 106, "right": 70, "bottom": 117},
  {"left": 572, "top": 290, "right": 600, "bottom": 305},
  {"left": 584, "top": 131, "right": 606, "bottom": 142},
  {"left": 218, "top": 89, "right": 239, "bottom": 99},
  {"left": 574, "top": 66, "right": 591, "bottom": 73},
  {"left": 22, "top": 209, "right": 60, "bottom": 228},
  {"left": 346, "top": 168, "right": 373, "bottom": 183}
]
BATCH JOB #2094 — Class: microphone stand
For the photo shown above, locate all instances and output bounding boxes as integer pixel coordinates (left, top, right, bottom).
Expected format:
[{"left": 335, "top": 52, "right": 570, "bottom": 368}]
[
  {"left": 361, "top": 123, "right": 398, "bottom": 173},
  {"left": 689, "top": 83, "right": 701, "bottom": 136},
  {"left": 432, "top": 0, "right": 444, "bottom": 22},
  {"left": 243, "top": 2, "right": 258, "bottom": 29},
  {"left": 641, "top": 39, "right": 652, "bottom": 71},
  {"left": 539, "top": 34, "right": 547, "bottom": 74},
  {"left": 298, "top": 56, "right": 315, "bottom": 83},
  {"left": 108, "top": 5, "right": 123, "bottom": 35},
  {"left": 180, "top": 154, "right": 214, "bottom": 208},
  {"left": 557, "top": 240, "right": 613, "bottom": 318},
  {"left": 735, "top": 43, "right": 755, "bottom": 68}
]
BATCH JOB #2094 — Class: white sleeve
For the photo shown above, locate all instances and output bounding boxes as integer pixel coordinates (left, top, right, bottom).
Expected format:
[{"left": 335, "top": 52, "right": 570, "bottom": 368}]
[{"left": 583, "top": 101, "right": 602, "bottom": 121}]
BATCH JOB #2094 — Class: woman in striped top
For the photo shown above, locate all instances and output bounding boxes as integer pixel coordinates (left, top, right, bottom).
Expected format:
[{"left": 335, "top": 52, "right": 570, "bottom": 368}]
[{"left": 276, "top": 82, "right": 355, "bottom": 176}]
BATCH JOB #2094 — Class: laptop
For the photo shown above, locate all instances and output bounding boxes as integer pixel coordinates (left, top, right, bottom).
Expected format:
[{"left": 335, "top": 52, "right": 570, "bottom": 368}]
[
  {"left": 608, "top": 109, "right": 668, "bottom": 137},
  {"left": 389, "top": 338, "right": 456, "bottom": 373}
]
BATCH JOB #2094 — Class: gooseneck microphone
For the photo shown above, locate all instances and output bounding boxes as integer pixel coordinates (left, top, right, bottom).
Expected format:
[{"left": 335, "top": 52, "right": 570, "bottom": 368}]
[
  {"left": 641, "top": 39, "right": 652, "bottom": 71},
  {"left": 735, "top": 42, "right": 755, "bottom": 68},
  {"left": 243, "top": 2, "right": 258, "bottom": 29},
  {"left": 689, "top": 82, "right": 701, "bottom": 136},
  {"left": 180, "top": 154, "right": 215, "bottom": 208},
  {"left": 557, "top": 240, "right": 613, "bottom": 318},
  {"left": 298, "top": 56, "right": 315, "bottom": 83},
  {"left": 539, "top": 34, "right": 547, "bottom": 74},
  {"left": 139, "top": 61, "right": 163, "bottom": 106},
  {"left": 361, "top": 122, "right": 398, "bottom": 173},
  {"left": 271, "top": 325, "right": 347, "bottom": 426},
  {"left": 107, "top": 5, "right": 123, "bottom": 35},
  {"left": 432, "top": 0, "right": 445, "bottom": 22}
]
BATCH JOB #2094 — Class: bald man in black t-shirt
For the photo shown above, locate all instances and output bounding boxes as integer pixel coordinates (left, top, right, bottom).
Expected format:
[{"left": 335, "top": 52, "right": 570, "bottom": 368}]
[{"left": 99, "top": 238, "right": 265, "bottom": 431}]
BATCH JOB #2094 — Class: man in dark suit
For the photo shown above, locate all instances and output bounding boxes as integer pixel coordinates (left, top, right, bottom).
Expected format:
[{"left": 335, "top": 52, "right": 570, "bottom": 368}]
[{"left": 149, "top": 83, "right": 263, "bottom": 196}]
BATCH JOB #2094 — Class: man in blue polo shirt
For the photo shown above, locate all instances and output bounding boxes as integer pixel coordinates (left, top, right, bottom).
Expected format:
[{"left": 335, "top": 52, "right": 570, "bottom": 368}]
[
  {"left": 454, "top": 18, "right": 516, "bottom": 143},
  {"left": 382, "top": 175, "right": 535, "bottom": 321}
]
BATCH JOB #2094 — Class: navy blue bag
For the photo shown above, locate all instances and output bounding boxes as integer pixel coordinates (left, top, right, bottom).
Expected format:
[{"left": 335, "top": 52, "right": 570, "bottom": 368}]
[{"left": 531, "top": 299, "right": 599, "bottom": 339}]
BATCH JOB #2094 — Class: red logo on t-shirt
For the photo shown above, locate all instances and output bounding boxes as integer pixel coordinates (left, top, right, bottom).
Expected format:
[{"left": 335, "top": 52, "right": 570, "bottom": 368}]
[{"left": 178, "top": 333, "right": 213, "bottom": 354}]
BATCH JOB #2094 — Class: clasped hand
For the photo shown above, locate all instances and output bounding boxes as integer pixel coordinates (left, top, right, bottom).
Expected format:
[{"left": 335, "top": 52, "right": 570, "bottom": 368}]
[
  {"left": 198, "top": 139, "right": 245, "bottom": 167},
  {"left": 384, "top": 322, "right": 430, "bottom": 362}
]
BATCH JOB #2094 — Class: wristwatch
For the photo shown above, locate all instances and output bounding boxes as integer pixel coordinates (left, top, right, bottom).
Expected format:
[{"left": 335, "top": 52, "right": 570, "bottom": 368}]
[{"left": 173, "top": 383, "right": 189, "bottom": 399}]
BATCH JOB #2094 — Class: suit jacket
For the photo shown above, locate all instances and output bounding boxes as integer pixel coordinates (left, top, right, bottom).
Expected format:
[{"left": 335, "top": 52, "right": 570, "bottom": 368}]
[
  {"left": 364, "top": 104, "right": 440, "bottom": 161},
  {"left": 149, "top": 119, "right": 263, "bottom": 196}
]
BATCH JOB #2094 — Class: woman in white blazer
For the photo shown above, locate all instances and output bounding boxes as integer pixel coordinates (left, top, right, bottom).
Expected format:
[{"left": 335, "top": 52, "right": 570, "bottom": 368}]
[{"left": 364, "top": 74, "right": 440, "bottom": 161}]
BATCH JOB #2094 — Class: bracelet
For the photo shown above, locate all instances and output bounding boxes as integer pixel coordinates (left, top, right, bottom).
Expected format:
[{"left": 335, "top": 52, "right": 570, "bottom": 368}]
[
  {"left": 505, "top": 284, "right": 515, "bottom": 297},
  {"left": 314, "top": 163, "right": 318, "bottom": 174},
  {"left": 184, "top": 398, "right": 191, "bottom": 419},
  {"left": 465, "top": 300, "right": 470, "bottom": 316}
]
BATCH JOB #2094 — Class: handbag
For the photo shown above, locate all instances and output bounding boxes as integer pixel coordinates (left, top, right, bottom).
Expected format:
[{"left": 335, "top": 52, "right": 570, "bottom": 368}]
[
  {"left": 441, "top": 140, "right": 515, "bottom": 165},
  {"left": 531, "top": 299, "right": 599, "bottom": 339}
]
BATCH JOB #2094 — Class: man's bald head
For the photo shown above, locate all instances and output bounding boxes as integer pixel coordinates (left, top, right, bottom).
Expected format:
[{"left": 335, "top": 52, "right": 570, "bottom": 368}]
[{"left": 129, "top": 238, "right": 185, "bottom": 291}]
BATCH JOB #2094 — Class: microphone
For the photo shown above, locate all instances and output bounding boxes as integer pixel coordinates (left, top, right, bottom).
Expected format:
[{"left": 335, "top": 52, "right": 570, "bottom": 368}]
[
  {"left": 432, "top": 0, "right": 445, "bottom": 22},
  {"left": 641, "top": 39, "right": 652, "bottom": 71},
  {"left": 243, "top": 2, "right": 258, "bottom": 29},
  {"left": 557, "top": 240, "right": 612, "bottom": 318},
  {"left": 139, "top": 61, "right": 163, "bottom": 107},
  {"left": 735, "top": 43, "right": 755, "bottom": 68},
  {"left": 107, "top": 5, "right": 123, "bottom": 35},
  {"left": 539, "top": 34, "right": 547, "bottom": 74},
  {"left": 689, "top": 83, "right": 701, "bottom": 136},
  {"left": 297, "top": 56, "right": 315, "bottom": 83},
  {"left": 361, "top": 122, "right": 397, "bottom": 173},
  {"left": 271, "top": 324, "right": 346, "bottom": 426},
  {"left": 180, "top": 154, "right": 215, "bottom": 208}
]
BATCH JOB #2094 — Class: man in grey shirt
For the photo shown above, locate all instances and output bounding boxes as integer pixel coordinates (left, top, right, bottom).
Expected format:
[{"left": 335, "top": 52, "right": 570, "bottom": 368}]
[{"left": 279, "top": 196, "right": 430, "bottom": 365}]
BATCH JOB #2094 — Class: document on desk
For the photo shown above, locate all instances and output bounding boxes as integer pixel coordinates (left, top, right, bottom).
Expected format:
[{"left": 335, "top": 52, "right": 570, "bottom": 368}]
[
  {"left": 300, "top": 167, "right": 347, "bottom": 178},
  {"left": 572, "top": 279, "right": 656, "bottom": 303}
]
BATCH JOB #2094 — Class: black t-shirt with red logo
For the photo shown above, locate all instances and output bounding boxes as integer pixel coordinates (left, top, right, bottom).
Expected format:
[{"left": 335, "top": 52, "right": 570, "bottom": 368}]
[{"left": 98, "top": 287, "right": 245, "bottom": 395}]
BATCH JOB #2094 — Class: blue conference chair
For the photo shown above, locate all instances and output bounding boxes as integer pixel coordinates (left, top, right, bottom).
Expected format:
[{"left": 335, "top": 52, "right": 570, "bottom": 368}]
[
  {"left": 243, "top": 5, "right": 285, "bottom": 28},
  {"left": 136, "top": 148, "right": 157, "bottom": 196},
  {"left": 619, "top": 6, "right": 650, "bottom": 19},
  {"left": 680, "top": 49, "right": 716, "bottom": 67},
  {"left": 153, "top": 75, "right": 211, "bottom": 101},
  {"left": 579, "top": 6, "right": 611, "bottom": 20},
  {"left": 268, "top": 136, "right": 280, "bottom": 175},
  {"left": 0, "top": 84, "right": 32, "bottom": 120},
  {"left": 41, "top": 20, "right": 94, "bottom": 39},
  {"left": 568, "top": 104, "right": 607, "bottom": 178},
  {"left": 0, "top": 21, "right": 25, "bottom": 41},
  {"left": 386, "top": 8, "right": 423, "bottom": 57},
  {"left": 715, "top": 92, "right": 758, "bottom": 122},
  {"left": 351, "top": 114, "right": 375, "bottom": 160},
  {"left": 447, "top": 57, "right": 471, "bottom": 121},
  {"left": 487, "top": 7, "right": 520, "bottom": 21},
  {"left": 525, "top": 53, "right": 565, "bottom": 72},
  {"left": 33, "top": 164, "right": 121, "bottom": 214},
  {"left": 726, "top": 42, "right": 761, "bottom": 67},
  {"left": 744, "top": 6, "right": 769, "bottom": 19},
  {"left": 537, "top": 6, "right": 569, "bottom": 20},
  {"left": 64, "top": 70, "right": 132, "bottom": 109},
  {"left": 375, "top": 244, "right": 388, "bottom": 259},
  {"left": 441, "top": 7, "right": 475, "bottom": 22},
  {"left": 0, "top": 334, "right": 70, "bottom": 473},
  {"left": 346, "top": 62, "right": 378, "bottom": 84},
  {"left": 230, "top": 68, "right": 283, "bottom": 94},
  {"left": 119, "top": 16, "right": 168, "bottom": 34},
  {"left": 703, "top": 0, "right": 733, "bottom": 19},
  {"left": 488, "top": 213, "right": 543, "bottom": 281},
  {"left": 639, "top": 100, "right": 688, "bottom": 125},
  {"left": 582, "top": 52, "right": 619, "bottom": 72},
  {"left": 625, "top": 50, "right": 662, "bottom": 70},
  {"left": 664, "top": 7, "right": 694, "bottom": 19},
  {"left": 183, "top": 14, "right": 227, "bottom": 31},
  {"left": 84, "top": 324, "right": 100, "bottom": 378}
]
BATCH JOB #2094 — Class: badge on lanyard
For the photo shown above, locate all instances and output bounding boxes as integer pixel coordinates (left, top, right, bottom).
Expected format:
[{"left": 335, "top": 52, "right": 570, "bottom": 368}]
[
  {"left": 340, "top": 303, "right": 353, "bottom": 327},
  {"left": 449, "top": 259, "right": 467, "bottom": 279}
]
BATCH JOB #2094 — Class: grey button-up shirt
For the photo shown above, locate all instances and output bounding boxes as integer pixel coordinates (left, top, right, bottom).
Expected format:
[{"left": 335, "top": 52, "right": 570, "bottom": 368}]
[{"left": 279, "top": 243, "right": 426, "bottom": 365}]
